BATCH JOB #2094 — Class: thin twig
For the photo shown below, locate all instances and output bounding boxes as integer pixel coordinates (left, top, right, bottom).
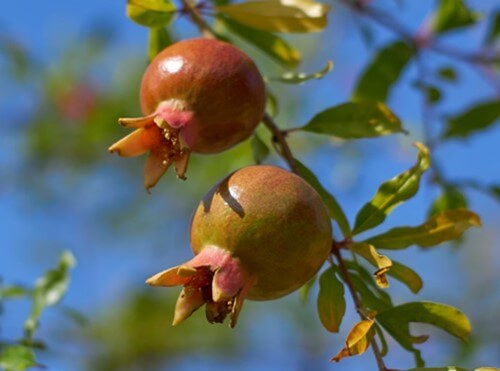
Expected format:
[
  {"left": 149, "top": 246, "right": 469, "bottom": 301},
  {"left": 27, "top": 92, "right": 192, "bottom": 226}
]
[
  {"left": 332, "top": 245, "right": 387, "bottom": 371},
  {"left": 336, "top": 0, "right": 500, "bottom": 66},
  {"left": 181, "top": 0, "right": 217, "bottom": 39},
  {"left": 262, "top": 113, "right": 300, "bottom": 173}
]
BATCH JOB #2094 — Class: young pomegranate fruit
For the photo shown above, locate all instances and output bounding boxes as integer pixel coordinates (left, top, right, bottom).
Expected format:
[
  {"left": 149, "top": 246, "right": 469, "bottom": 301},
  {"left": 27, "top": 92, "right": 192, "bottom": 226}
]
[
  {"left": 147, "top": 165, "right": 332, "bottom": 327},
  {"left": 109, "top": 38, "right": 266, "bottom": 190}
]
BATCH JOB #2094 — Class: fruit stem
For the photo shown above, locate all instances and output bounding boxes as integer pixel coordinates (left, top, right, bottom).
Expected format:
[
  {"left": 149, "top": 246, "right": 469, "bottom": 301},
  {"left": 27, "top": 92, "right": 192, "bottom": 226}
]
[{"left": 181, "top": 0, "right": 218, "bottom": 40}]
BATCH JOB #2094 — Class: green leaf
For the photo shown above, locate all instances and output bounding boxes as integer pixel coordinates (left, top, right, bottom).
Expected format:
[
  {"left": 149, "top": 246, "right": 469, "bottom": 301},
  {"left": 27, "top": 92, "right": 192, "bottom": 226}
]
[
  {"left": 268, "top": 60, "right": 333, "bottom": 84},
  {"left": 443, "top": 100, "right": 500, "bottom": 138},
  {"left": 266, "top": 89, "right": 279, "bottom": 117},
  {"left": 344, "top": 261, "right": 393, "bottom": 312},
  {"left": 148, "top": 27, "right": 172, "bottom": 62},
  {"left": 353, "top": 41, "right": 414, "bottom": 102},
  {"left": 406, "top": 368, "right": 469, "bottom": 371},
  {"left": 331, "top": 319, "right": 375, "bottom": 362},
  {"left": 127, "top": 0, "right": 175, "bottom": 28},
  {"left": 428, "top": 186, "right": 467, "bottom": 217},
  {"left": 0, "top": 285, "right": 30, "bottom": 299},
  {"left": 250, "top": 133, "right": 270, "bottom": 164},
  {"left": 484, "top": 11, "right": 500, "bottom": 45},
  {"left": 299, "top": 274, "right": 316, "bottom": 303},
  {"left": 413, "top": 80, "right": 442, "bottom": 104},
  {"left": 295, "top": 160, "right": 351, "bottom": 237},
  {"left": 219, "top": 17, "right": 301, "bottom": 68},
  {"left": 0, "top": 345, "right": 36, "bottom": 371},
  {"left": 437, "top": 66, "right": 458, "bottom": 82},
  {"left": 301, "top": 101, "right": 406, "bottom": 139},
  {"left": 353, "top": 142, "right": 430, "bottom": 235},
  {"left": 365, "top": 209, "right": 481, "bottom": 250},
  {"left": 317, "top": 266, "right": 346, "bottom": 332},
  {"left": 387, "top": 260, "right": 423, "bottom": 294},
  {"left": 432, "top": 0, "right": 481, "bottom": 34},
  {"left": 216, "top": 0, "right": 330, "bottom": 33},
  {"left": 24, "top": 251, "right": 76, "bottom": 341},
  {"left": 348, "top": 243, "right": 392, "bottom": 289},
  {"left": 377, "top": 301, "right": 471, "bottom": 349}
]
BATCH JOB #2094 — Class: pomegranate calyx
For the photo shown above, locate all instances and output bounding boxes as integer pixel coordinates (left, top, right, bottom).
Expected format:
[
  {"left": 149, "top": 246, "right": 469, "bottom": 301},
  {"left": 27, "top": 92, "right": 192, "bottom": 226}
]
[{"left": 146, "top": 246, "right": 252, "bottom": 327}]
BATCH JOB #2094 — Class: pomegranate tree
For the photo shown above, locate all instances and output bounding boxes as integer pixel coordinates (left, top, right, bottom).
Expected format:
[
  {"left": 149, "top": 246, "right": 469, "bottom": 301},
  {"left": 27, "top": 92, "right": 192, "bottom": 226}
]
[{"left": 109, "top": 38, "right": 266, "bottom": 190}]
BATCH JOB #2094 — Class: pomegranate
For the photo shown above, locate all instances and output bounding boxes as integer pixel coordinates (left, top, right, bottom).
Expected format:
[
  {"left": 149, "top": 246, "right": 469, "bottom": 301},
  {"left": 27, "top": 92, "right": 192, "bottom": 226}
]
[
  {"left": 147, "top": 165, "right": 332, "bottom": 327},
  {"left": 108, "top": 38, "right": 266, "bottom": 190}
]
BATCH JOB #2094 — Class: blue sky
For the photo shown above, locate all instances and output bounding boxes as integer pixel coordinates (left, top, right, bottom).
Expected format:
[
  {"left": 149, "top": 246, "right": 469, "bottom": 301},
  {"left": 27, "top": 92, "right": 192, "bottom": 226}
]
[{"left": 1, "top": 0, "right": 499, "bottom": 370}]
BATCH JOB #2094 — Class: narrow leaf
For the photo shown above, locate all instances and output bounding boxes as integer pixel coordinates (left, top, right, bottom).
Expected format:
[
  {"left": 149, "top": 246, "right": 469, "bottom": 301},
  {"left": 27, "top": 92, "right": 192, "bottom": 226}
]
[
  {"left": 443, "top": 101, "right": 500, "bottom": 138},
  {"left": 484, "top": 11, "right": 500, "bottom": 45},
  {"left": 148, "top": 27, "right": 172, "bottom": 62},
  {"left": 301, "top": 101, "right": 406, "bottom": 138},
  {"left": 127, "top": 0, "right": 175, "bottom": 28},
  {"left": 353, "top": 41, "right": 414, "bottom": 102},
  {"left": 349, "top": 243, "right": 392, "bottom": 289},
  {"left": 220, "top": 17, "right": 301, "bottom": 67},
  {"left": 317, "top": 267, "right": 346, "bottom": 332},
  {"left": 299, "top": 275, "right": 316, "bottom": 303},
  {"left": 387, "top": 260, "right": 423, "bottom": 294},
  {"left": 0, "top": 285, "right": 30, "bottom": 299},
  {"left": 432, "top": 0, "right": 480, "bottom": 34},
  {"left": 250, "top": 133, "right": 270, "bottom": 164},
  {"left": 353, "top": 142, "right": 430, "bottom": 235},
  {"left": 377, "top": 301, "right": 471, "bottom": 350},
  {"left": 0, "top": 345, "right": 36, "bottom": 371},
  {"left": 269, "top": 60, "right": 333, "bottom": 84},
  {"left": 24, "top": 251, "right": 76, "bottom": 341},
  {"left": 348, "top": 272, "right": 392, "bottom": 312},
  {"left": 330, "top": 319, "right": 375, "bottom": 362},
  {"left": 295, "top": 160, "right": 351, "bottom": 237},
  {"left": 216, "top": 0, "right": 330, "bottom": 33},
  {"left": 365, "top": 209, "right": 481, "bottom": 250}
]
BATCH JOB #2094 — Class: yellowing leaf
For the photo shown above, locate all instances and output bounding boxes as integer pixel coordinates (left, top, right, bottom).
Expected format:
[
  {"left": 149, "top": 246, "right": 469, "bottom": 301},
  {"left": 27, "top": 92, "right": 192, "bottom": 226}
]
[
  {"left": 216, "top": 0, "right": 330, "bottom": 33},
  {"left": 353, "top": 142, "right": 430, "bottom": 235},
  {"left": 269, "top": 60, "right": 333, "bottom": 84},
  {"left": 349, "top": 243, "right": 392, "bottom": 289},
  {"left": 365, "top": 209, "right": 481, "bottom": 250},
  {"left": 301, "top": 101, "right": 406, "bottom": 139},
  {"left": 330, "top": 319, "right": 375, "bottom": 362},
  {"left": 127, "top": 0, "right": 175, "bottom": 28},
  {"left": 317, "top": 267, "right": 346, "bottom": 332}
]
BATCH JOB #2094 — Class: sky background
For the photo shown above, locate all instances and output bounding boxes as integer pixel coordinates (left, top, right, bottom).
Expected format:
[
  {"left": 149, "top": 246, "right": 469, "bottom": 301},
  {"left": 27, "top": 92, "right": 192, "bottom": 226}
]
[{"left": 1, "top": 0, "right": 499, "bottom": 370}]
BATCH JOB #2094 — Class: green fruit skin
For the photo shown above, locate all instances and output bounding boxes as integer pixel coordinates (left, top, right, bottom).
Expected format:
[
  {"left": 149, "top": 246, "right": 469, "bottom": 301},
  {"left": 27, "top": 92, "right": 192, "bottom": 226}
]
[
  {"left": 190, "top": 165, "right": 332, "bottom": 301},
  {"left": 140, "top": 38, "right": 266, "bottom": 154}
]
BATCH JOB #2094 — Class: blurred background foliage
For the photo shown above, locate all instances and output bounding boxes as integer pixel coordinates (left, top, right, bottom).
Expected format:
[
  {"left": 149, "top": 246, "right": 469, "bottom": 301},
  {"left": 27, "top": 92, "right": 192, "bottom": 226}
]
[{"left": 0, "top": 0, "right": 499, "bottom": 370}]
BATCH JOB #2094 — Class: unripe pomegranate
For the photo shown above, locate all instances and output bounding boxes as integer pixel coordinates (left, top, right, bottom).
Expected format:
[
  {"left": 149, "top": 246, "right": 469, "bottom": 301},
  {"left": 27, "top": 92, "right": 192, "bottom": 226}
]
[
  {"left": 109, "top": 38, "right": 266, "bottom": 190},
  {"left": 147, "top": 165, "right": 332, "bottom": 327}
]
